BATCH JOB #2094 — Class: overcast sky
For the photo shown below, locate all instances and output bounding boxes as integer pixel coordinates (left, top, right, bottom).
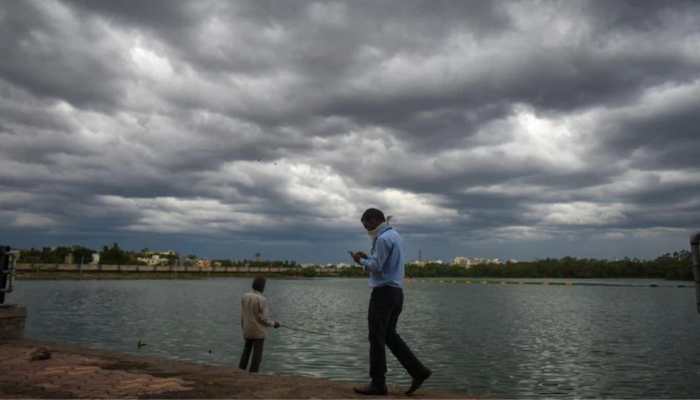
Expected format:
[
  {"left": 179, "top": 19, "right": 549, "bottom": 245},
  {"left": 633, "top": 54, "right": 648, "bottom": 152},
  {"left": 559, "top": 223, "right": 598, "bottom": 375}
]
[{"left": 1, "top": 0, "right": 699, "bottom": 262}]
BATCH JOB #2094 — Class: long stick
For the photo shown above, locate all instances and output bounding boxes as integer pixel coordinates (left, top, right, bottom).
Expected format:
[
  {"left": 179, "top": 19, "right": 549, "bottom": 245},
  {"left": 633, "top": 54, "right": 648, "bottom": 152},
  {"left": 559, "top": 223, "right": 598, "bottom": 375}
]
[{"left": 279, "top": 324, "right": 326, "bottom": 336}]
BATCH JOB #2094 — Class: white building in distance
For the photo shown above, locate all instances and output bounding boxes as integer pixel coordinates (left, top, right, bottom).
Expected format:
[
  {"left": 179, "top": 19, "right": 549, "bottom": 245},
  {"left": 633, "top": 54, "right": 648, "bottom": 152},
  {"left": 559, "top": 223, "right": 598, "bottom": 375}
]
[
  {"left": 453, "top": 257, "right": 502, "bottom": 268},
  {"left": 408, "top": 259, "right": 446, "bottom": 267},
  {"left": 138, "top": 250, "right": 176, "bottom": 266}
]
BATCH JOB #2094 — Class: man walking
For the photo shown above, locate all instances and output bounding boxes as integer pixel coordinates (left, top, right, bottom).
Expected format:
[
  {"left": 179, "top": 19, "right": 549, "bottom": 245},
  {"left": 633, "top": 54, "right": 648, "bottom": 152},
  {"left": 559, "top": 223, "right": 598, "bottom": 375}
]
[
  {"left": 351, "top": 208, "right": 431, "bottom": 395},
  {"left": 239, "top": 276, "right": 280, "bottom": 373}
]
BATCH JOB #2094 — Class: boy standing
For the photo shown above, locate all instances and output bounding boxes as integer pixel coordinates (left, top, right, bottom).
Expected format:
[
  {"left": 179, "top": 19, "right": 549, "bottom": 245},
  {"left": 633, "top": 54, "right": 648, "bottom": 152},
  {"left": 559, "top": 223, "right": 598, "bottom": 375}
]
[{"left": 239, "top": 276, "right": 280, "bottom": 372}]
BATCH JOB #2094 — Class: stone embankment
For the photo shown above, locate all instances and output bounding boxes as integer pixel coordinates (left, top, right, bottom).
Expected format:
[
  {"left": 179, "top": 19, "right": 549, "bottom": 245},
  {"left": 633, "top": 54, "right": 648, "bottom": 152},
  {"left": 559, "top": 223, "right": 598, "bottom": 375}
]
[
  {"left": 17, "top": 263, "right": 304, "bottom": 273},
  {"left": 15, "top": 263, "right": 341, "bottom": 278},
  {"left": 0, "top": 340, "right": 464, "bottom": 399}
]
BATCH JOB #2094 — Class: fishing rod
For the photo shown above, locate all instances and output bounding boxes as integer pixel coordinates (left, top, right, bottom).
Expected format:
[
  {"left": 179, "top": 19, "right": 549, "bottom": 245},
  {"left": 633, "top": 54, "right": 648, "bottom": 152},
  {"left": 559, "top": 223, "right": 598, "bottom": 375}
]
[
  {"left": 279, "top": 324, "right": 327, "bottom": 336},
  {"left": 135, "top": 324, "right": 328, "bottom": 356}
]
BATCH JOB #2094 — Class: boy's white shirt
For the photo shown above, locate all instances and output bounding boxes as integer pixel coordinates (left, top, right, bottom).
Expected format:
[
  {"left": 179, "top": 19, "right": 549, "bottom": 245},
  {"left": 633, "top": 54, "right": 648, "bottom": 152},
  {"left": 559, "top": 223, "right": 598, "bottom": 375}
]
[{"left": 240, "top": 290, "right": 276, "bottom": 339}]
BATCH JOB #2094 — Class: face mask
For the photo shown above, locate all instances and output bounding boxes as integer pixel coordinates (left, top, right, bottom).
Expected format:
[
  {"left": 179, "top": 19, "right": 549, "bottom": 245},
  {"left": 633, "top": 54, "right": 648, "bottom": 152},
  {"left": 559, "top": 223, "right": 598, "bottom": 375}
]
[{"left": 367, "top": 222, "right": 389, "bottom": 240}]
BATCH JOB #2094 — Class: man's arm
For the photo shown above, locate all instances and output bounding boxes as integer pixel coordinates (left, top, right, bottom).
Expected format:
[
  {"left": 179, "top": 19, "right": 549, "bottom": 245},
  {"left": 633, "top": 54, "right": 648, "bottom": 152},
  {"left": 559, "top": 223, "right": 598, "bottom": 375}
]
[{"left": 361, "top": 237, "right": 392, "bottom": 273}]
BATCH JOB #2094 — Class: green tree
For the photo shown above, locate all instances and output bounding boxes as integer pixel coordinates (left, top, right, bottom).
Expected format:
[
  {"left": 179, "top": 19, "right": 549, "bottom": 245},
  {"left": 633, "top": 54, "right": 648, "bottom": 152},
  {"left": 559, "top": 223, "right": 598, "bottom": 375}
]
[{"left": 100, "top": 243, "right": 130, "bottom": 265}]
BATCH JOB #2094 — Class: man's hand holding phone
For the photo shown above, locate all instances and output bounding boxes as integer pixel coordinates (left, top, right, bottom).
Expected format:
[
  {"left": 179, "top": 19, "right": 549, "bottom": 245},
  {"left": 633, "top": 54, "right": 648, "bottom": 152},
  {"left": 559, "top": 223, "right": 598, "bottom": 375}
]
[{"left": 349, "top": 250, "right": 368, "bottom": 265}]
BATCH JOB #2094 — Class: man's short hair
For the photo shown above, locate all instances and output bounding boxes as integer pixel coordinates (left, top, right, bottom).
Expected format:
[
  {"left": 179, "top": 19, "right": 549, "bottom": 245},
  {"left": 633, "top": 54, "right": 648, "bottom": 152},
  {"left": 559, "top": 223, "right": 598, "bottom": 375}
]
[
  {"left": 361, "top": 208, "right": 385, "bottom": 222},
  {"left": 252, "top": 276, "right": 266, "bottom": 292}
]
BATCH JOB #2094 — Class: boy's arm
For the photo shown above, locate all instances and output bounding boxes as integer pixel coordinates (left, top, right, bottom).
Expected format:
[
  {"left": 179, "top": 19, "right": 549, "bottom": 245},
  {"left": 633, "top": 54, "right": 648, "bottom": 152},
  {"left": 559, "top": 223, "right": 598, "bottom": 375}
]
[
  {"left": 240, "top": 298, "right": 244, "bottom": 329},
  {"left": 257, "top": 297, "right": 278, "bottom": 327}
]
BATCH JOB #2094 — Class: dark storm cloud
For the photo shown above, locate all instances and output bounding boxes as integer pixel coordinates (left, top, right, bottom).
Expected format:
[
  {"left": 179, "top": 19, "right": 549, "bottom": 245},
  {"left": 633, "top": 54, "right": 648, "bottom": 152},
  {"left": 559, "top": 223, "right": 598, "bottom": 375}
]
[
  {"left": 64, "top": 0, "right": 197, "bottom": 29},
  {"left": 600, "top": 86, "right": 700, "bottom": 170},
  {"left": 1, "top": 0, "right": 699, "bottom": 261},
  {"left": 0, "top": 2, "right": 129, "bottom": 109}
]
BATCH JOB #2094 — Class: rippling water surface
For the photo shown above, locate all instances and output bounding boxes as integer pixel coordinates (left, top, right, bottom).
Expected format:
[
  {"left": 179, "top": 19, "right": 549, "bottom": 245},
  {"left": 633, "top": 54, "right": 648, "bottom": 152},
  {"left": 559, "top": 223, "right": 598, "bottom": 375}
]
[{"left": 13, "top": 278, "right": 700, "bottom": 397}]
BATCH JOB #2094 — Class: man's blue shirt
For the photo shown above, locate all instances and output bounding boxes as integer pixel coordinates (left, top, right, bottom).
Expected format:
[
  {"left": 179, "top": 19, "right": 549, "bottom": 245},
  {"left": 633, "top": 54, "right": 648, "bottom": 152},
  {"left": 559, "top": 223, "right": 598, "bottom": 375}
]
[{"left": 360, "top": 226, "right": 405, "bottom": 288}]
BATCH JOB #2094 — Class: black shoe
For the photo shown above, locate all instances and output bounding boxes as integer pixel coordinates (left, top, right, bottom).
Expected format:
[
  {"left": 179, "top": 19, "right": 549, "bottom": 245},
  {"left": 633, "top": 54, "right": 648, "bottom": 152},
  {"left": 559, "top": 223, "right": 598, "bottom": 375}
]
[
  {"left": 405, "top": 370, "right": 432, "bottom": 395},
  {"left": 353, "top": 383, "right": 388, "bottom": 396}
]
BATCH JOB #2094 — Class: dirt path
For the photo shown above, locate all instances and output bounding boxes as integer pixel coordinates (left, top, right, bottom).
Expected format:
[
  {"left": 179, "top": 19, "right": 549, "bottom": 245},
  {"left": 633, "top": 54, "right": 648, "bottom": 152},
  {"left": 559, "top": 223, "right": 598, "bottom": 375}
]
[{"left": 0, "top": 340, "right": 466, "bottom": 398}]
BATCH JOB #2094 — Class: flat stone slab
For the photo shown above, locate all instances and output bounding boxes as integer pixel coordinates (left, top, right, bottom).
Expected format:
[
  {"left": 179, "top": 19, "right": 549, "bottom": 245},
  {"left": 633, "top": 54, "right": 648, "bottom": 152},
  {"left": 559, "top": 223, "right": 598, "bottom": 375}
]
[
  {"left": 0, "top": 340, "right": 466, "bottom": 398},
  {"left": 0, "top": 305, "right": 26, "bottom": 340}
]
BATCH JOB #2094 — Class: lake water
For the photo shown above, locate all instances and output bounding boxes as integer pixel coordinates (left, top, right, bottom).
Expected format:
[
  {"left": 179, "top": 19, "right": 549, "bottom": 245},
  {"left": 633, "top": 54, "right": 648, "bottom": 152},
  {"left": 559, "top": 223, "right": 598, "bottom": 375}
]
[{"left": 12, "top": 278, "right": 700, "bottom": 398}]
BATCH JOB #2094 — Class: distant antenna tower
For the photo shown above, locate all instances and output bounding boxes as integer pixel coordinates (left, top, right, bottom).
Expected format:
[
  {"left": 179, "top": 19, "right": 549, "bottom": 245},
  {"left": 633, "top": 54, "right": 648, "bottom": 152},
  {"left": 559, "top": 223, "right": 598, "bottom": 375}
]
[{"left": 418, "top": 249, "right": 422, "bottom": 262}]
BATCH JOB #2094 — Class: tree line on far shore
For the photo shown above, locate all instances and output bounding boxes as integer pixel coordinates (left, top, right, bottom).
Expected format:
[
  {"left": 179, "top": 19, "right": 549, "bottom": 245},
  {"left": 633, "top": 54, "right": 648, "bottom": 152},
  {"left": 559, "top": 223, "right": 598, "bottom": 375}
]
[
  {"left": 15, "top": 244, "right": 694, "bottom": 281},
  {"left": 432, "top": 250, "right": 692, "bottom": 280},
  {"left": 16, "top": 243, "right": 298, "bottom": 268},
  {"left": 335, "top": 250, "right": 693, "bottom": 280}
]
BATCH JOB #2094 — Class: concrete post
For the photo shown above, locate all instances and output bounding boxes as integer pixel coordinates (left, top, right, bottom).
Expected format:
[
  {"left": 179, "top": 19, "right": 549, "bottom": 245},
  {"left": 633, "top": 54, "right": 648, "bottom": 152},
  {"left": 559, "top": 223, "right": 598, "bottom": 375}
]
[
  {"left": 0, "top": 246, "right": 8, "bottom": 305},
  {"left": 0, "top": 245, "right": 26, "bottom": 340},
  {"left": 691, "top": 232, "right": 700, "bottom": 314}
]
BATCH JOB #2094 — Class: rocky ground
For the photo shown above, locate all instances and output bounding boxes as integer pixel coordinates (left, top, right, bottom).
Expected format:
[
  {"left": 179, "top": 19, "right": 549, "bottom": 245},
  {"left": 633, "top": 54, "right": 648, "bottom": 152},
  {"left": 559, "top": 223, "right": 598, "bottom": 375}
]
[{"left": 0, "top": 340, "right": 465, "bottom": 398}]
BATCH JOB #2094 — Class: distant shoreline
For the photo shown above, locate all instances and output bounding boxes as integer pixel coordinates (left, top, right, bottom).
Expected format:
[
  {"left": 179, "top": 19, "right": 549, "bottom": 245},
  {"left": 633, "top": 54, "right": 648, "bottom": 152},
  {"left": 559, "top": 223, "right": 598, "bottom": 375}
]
[
  {"left": 15, "top": 263, "right": 695, "bottom": 281},
  {"left": 16, "top": 272, "right": 694, "bottom": 287},
  {"left": 16, "top": 271, "right": 353, "bottom": 280},
  {"left": 15, "top": 263, "right": 344, "bottom": 279}
]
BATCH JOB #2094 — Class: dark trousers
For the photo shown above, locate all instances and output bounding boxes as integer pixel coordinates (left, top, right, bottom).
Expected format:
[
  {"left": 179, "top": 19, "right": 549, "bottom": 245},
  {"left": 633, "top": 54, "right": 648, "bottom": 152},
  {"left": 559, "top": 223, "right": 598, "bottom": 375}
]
[
  {"left": 239, "top": 338, "right": 264, "bottom": 372},
  {"left": 368, "top": 286, "right": 429, "bottom": 386}
]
